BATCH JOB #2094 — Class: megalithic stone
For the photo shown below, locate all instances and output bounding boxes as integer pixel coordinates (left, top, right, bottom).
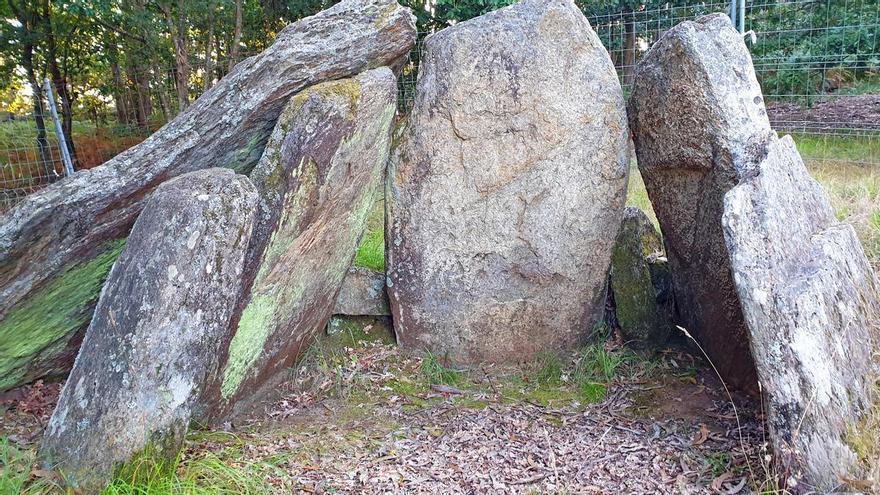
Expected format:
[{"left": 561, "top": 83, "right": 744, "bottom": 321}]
[
  {"left": 204, "top": 68, "right": 398, "bottom": 416},
  {"left": 386, "top": 0, "right": 629, "bottom": 363},
  {"left": 723, "top": 136, "right": 880, "bottom": 492},
  {"left": 40, "top": 168, "right": 258, "bottom": 493},
  {"left": 609, "top": 207, "right": 673, "bottom": 347},
  {"left": 0, "top": 0, "right": 416, "bottom": 392},
  {"left": 627, "top": 13, "right": 771, "bottom": 391}
]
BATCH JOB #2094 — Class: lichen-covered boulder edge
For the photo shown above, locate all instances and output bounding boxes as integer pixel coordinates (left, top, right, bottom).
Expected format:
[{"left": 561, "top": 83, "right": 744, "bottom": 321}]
[
  {"left": 39, "top": 168, "right": 258, "bottom": 493},
  {"left": 723, "top": 136, "right": 880, "bottom": 492},
  {"left": 0, "top": 0, "right": 416, "bottom": 392},
  {"left": 387, "top": 0, "right": 629, "bottom": 362},
  {"left": 610, "top": 207, "right": 672, "bottom": 347},
  {"left": 205, "top": 68, "right": 397, "bottom": 414},
  {"left": 628, "top": 13, "right": 771, "bottom": 391}
]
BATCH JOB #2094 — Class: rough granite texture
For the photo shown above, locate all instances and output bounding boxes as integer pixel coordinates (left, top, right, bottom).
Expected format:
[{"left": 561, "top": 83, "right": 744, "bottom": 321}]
[
  {"left": 206, "top": 68, "right": 397, "bottom": 415},
  {"left": 0, "top": 0, "right": 416, "bottom": 392},
  {"left": 628, "top": 13, "right": 772, "bottom": 391},
  {"left": 387, "top": 0, "right": 629, "bottom": 363},
  {"left": 723, "top": 136, "right": 880, "bottom": 492},
  {"left": 333, "top": 266, "right": 391, "bottom": 316},
  {"left": 39, "top": 169, "right": 258, "bottom": 492},
  {"left": 610, "top": 207, "right": 672, "bottom": 347}
]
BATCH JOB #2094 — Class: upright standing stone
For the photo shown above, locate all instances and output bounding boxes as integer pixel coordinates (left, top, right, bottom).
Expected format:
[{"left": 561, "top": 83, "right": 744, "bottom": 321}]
[
  {"left": 610, "top": 207, "right": 672, "bottom": 347},
  {"left": 0, "top": 0, "right": 416, "bottom": 392},
  {"left": 628, "top": 13, "right": 771, "bottom": 390},
  {"left": 387, "top": 0, "right": 629, "bottom": 362},
  {"left": 723, "top": 136, "right": 880, "bottom": 491},
  {"left": 208, "top": 68, "right": 398, "bottom": 413},
  {"left": 40, "top": 169, "right": 258, "bottom": 493}
]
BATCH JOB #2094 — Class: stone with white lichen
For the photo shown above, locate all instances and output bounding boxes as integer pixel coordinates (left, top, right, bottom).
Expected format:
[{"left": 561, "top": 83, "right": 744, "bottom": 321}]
[
  {"left": 39, "top": 168, "right": 258, "bottom": 492},
  {"left": 723, "top": 135, "right": 880, "bottom": 492}
]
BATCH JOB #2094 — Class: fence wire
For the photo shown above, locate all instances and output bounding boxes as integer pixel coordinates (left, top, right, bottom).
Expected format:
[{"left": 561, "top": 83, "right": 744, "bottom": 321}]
[{"left": 2, "top": 0, "right": 878, "bottom": 212}]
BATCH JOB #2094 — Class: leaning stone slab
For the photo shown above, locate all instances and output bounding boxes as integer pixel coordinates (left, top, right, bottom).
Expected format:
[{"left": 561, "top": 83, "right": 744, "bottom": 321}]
[
  {"left": 333, "top": 267, "right": 391, "bottom": 317},
  {"left": 610, "top": 207, "right": 672, "bottom": 347},
  {"left": 207, "top": 68, "right": 397, "bottom": 413},
  {"left": 39, "top": 168, "right": 258, "bottom": 493},
  {"left": 0, "top": 0, "right": 415, "bottom": 392},
  {"left": 628, "top": 13, "right": 772, "bottom": 390},
  {"left": 723, "top": 136, "right": 880, "bottom": 492},
  {"left": 387, "top": 0, "right": 629, "bottom": 362}
]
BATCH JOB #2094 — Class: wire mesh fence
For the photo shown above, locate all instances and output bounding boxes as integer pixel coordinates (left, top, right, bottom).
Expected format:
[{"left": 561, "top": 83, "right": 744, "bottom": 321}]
[{"left": 2, "top": 0, "right": 878, "bottom": 212}]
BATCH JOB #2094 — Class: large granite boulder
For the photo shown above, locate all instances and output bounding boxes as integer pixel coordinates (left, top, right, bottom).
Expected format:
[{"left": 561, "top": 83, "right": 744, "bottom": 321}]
[
  {"left": 628, "top": 13, "right": 771, "bottom": 390},
  {"left": 387, "top": 0, "right": 629, "bottom": 362},
  {"left": 723, "top": 136, "right": 880, "bottom": 491},
  {"left": 0, "top": 0, "right": 416, "bottom": 392},
  {"left": 610, "top": 207, "right": 672, "bottom": 347},
  {"left": 40, "top": 169, "right": 258, "bottom": 492},
  {"left": 207, "top": 68, "right": 397, "bottom": 413}
]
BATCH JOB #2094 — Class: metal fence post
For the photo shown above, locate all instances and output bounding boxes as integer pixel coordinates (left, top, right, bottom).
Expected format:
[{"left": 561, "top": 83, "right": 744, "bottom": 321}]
[
  {"left": 729, "top": 0, "right": 737, "bottom": 28},
  {"left": 44, "top": 79, "right": 75, "bottom": 177},
  {"left": 739, "top": 0, "right": 745, "bottom": 33}
]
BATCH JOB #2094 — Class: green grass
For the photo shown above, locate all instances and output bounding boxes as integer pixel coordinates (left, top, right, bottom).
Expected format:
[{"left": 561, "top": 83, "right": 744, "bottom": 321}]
[
  {"left": 835, "top": 74, "right": 880, "bottom": 96},
  {"left": 0, "top": 436, "right": 279, "bottom": 495},
  {"left": 419, "top": 351, "right": 464, "bottom": 386},
  {"left": 792, "top": 133, "right": 880, "bottom": 165},
  {"left": 353, "top": 198, "right": 385, "bottom": 272},
  {"left": 1, "top": 437, "right": 39, "bottom": 495},
  {"left": 102, "top": 450, "right": 275, "bottom": 495}
]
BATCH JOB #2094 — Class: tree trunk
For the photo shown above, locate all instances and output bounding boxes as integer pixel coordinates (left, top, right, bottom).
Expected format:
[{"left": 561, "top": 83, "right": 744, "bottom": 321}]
[
  {"left": 7, "top": 0, "right": 52, "bottom": 169},
  {"left": 25, "top": 59, "right": 51, "bottom": 171},
  {"left": 126, "top": 64, "right": 151, "bottom": 129},
  {"left": 108, "top": 44, "right": 130, "bottom": 126},
  {"left": 622, "top": 10, "right": 637, "bottom": 87},
  {"left": 203, "top": 0, "right": 217, "bottom": 92},
  {"left": 229, "top": 0, "right": 243, "bottom": 71},
  {"left": 40, "top": 0, "right": 77, "bottom": 165},
  {"left": 0, "top": 0, "right": 416, "bottom": 393},
  {"left": 161, "top": 0, "right": 190, "bottom": 113},
  {"left": 122, "top": 0, "right": 153, "bottom": 128}
]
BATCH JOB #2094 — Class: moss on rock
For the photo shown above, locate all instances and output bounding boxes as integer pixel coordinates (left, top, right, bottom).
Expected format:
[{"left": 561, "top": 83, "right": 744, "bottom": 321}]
[
  {"left": 0, "top": 238, "right": 126, "bottom": 391},
  {"left": 609, "top": 207, "right": 671, "bottom": 347}
]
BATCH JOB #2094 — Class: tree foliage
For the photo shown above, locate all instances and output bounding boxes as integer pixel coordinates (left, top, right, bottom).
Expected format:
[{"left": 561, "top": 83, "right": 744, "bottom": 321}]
[{"left": 0, "top": 0, "right": 876, "bottom": 143}]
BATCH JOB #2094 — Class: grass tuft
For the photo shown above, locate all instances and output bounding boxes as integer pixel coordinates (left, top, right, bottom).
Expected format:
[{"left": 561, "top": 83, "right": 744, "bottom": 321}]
[{"left": 419, "top": 351, "right": 463, "bottom": 386}]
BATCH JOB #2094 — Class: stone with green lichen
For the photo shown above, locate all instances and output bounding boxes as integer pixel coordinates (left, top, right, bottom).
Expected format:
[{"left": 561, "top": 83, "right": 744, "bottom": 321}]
[
  {"left": 0, "top": 0, "right": 415, "bottom": 392},
  {"left": 211, "top": 67, "right": 398, "bottom": 414},
  {"left": 610, "top": 207, "right": 672, "bottom": 347},
  {"left": 0, "top": 239, "right": 125, "bottom": 392}
]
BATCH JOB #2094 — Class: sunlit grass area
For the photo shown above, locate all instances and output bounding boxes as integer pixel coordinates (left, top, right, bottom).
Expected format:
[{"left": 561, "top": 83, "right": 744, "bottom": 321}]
[{"left": 353, "top": 197, "right": 385, "bottom": 272}]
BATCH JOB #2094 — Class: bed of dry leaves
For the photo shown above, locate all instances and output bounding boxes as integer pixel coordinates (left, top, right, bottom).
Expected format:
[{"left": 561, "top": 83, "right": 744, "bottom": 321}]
[
  {"left": 1, "top": 331, "right": 771, "bottom": 494},
  {"left": 205, "top": 333, "right": 769, "bottom": 494}
]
